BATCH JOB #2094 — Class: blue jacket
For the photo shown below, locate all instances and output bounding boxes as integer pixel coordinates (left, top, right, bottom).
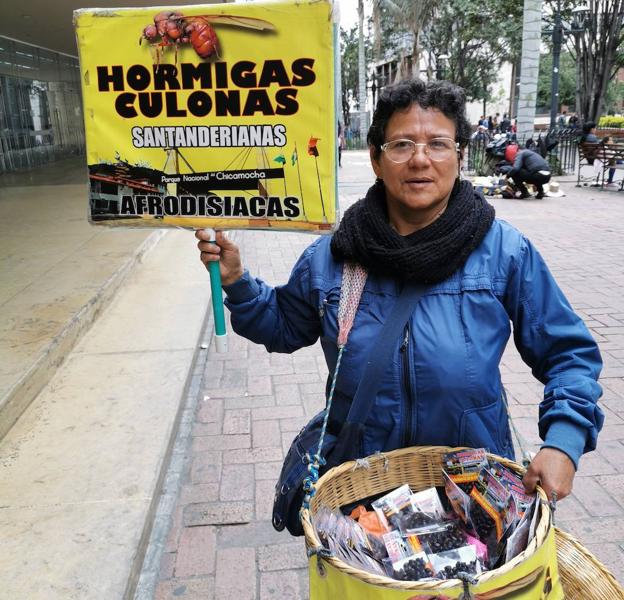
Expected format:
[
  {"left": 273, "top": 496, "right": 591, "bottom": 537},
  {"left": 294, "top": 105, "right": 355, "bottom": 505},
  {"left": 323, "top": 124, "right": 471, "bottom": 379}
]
[{"left": 224, "top": 219, "right": 603, "bottom": 467}]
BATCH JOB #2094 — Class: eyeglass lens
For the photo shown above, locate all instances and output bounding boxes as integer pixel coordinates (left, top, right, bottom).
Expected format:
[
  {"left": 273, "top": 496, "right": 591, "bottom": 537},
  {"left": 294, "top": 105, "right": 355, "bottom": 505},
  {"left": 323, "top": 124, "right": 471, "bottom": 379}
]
[{"left": 383, "top": 139, "right": 456, "bottom": 163}]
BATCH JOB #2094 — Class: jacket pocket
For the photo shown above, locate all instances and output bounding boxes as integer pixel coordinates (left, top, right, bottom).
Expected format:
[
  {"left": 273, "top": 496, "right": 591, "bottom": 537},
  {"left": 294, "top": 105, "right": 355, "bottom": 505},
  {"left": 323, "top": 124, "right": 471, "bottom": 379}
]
[{"left": 458, "top": 399, "right": 508, "bottom": 455}]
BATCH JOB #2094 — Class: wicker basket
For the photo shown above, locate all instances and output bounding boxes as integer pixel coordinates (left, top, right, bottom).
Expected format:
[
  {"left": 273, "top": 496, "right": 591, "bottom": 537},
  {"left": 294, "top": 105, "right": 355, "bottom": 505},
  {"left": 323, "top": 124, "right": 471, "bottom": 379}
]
[
  {"left": 302, "top": 446, "right": 624, "bottom": 599},
  {"left": 555, "top": 527, "right": 624, "bottom": 599}
]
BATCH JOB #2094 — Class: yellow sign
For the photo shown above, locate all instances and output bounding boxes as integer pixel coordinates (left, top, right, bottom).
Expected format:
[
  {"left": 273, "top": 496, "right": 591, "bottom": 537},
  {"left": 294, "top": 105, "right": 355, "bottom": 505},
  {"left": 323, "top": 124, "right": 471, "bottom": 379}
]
[{"left": 74, "top": 0, "right": 337, "bottom": 232}]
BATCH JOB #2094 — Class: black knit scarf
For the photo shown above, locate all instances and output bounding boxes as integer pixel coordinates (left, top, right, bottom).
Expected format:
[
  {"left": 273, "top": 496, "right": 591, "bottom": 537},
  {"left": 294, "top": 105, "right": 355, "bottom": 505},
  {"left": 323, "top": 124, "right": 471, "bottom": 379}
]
[{"left": 331, "top": 179, "right": 495, "bottom": 283}]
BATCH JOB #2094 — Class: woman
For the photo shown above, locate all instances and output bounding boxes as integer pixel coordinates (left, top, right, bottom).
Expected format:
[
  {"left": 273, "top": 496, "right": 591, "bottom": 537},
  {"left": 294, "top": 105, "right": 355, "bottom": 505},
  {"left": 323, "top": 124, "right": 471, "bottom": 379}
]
[{"left": 196, "top": 79, "right": 603, "bottom": 504}]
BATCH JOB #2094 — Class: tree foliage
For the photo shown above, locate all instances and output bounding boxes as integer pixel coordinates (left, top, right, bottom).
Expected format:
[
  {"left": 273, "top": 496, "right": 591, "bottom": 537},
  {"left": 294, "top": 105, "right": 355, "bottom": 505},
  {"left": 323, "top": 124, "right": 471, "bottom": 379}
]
[
  {"left": 372, "top": 0, "right": 440, "bottom": 77},
  {"left": 340, "top": 25, "right": 371, "bottom": 126},
  {"left": 544, "top": 0, "right": 624, "bottom": 121},
  {"left": 537, "top": 51, "right": 577, "bottom": 110},
  {"left": 423, "top": 0, "right": 523, "bottom": 103}
]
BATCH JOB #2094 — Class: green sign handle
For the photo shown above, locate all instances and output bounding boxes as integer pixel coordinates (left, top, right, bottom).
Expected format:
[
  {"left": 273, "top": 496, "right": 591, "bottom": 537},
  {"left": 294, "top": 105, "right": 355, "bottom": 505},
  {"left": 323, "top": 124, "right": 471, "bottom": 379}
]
[{"left": 204, "top": 229, "right": 227, "bottom": 353}]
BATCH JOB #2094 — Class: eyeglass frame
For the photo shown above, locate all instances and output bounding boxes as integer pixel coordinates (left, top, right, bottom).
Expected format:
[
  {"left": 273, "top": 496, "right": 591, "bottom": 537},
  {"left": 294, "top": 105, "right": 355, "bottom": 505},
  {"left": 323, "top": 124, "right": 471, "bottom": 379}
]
[{"left": 380, "top": 137, "right": 461, "bottom": 163}]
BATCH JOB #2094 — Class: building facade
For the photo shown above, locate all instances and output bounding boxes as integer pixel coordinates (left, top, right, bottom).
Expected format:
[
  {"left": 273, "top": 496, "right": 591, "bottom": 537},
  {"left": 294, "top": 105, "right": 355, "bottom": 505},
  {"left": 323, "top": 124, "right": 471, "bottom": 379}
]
[{"left": 0, "top": 37, "right": 84, "bottom": 174}]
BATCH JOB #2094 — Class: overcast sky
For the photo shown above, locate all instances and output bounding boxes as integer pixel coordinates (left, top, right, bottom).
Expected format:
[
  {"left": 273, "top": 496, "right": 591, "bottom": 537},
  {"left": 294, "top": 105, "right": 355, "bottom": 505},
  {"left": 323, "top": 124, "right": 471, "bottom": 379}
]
[{"left": 337, "top": 0, "right": 363, "bottom": 30}]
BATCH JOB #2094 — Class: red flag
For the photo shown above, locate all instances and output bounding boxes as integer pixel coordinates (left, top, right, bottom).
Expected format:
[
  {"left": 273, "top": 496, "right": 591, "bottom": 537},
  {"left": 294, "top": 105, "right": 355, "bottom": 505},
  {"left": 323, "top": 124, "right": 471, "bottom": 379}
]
[{"left": 308, "top": 136, "right": 320, "bottom": 157}]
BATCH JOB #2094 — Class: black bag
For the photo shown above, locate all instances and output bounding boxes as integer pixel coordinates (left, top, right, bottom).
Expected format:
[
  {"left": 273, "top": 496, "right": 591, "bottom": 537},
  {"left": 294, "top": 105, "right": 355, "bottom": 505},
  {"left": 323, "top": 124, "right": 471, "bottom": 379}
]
[{"left": 272, "top": 280, "right": 427, "bottom": 536}]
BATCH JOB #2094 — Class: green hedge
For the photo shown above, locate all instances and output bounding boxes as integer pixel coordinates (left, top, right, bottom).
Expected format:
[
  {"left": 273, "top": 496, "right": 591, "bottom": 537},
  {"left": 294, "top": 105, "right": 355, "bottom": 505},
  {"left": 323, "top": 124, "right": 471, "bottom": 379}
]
[{"left": 599, "top": 115, "right": 624, "bottom": 128}]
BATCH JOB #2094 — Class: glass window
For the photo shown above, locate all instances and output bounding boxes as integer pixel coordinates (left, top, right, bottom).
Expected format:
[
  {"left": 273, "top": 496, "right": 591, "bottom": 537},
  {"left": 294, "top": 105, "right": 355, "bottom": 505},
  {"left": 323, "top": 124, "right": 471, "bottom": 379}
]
[{"left": 0, "top": 36, "right": 85, "bottom": 173}]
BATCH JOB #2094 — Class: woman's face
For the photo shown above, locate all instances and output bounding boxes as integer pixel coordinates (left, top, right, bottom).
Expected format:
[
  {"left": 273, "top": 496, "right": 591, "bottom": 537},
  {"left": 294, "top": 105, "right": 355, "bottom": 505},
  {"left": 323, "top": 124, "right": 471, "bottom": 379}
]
[{"left": 370, "top": 103, "right": 460, "bottom": 235}]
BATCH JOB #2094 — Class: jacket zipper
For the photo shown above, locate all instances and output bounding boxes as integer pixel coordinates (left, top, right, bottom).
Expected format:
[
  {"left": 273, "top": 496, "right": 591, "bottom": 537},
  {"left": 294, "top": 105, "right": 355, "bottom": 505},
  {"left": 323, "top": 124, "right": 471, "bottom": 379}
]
[{"left": 400, "top": 323, "right": 413, "bottom": 447}]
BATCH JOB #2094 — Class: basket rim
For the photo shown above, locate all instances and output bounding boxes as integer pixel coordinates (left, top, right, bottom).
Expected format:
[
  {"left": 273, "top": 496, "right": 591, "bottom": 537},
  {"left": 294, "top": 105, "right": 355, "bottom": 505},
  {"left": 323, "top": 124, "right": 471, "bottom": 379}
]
[
  {"left": 554, "top": 526, "right": 624, "bottom": 594},
  {"left": 301, "top": 445, "right": 552, "bottom": 592}
]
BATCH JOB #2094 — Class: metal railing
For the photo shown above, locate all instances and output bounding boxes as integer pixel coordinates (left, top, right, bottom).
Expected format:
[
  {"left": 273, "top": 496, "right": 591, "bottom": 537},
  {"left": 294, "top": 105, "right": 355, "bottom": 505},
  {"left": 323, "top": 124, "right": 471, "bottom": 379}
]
[
  {"left": 465, "top": 130, "right": 579, "bottom": 177},
  {"left": 343, "top": 129, "right": 367, "bottom": 151},
  {"left": 343, "top": 127, "right": 580, "bottom": 177}
]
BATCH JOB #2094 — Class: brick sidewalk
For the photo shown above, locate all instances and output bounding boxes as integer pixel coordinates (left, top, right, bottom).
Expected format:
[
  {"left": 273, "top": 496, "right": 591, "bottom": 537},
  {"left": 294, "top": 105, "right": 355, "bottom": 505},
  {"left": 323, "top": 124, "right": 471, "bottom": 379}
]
[{"left": 153, "top": 152, "right": 624, "bottom": 599}]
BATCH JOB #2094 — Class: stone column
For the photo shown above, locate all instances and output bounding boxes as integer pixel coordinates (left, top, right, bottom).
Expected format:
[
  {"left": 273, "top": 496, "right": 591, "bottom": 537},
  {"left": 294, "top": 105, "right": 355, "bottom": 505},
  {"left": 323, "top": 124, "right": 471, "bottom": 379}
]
[
  {"left": 516, "top": 0, "right": 542, "bottom": 141},
  {"left": 358, "top": 0, "right": 368, "bottom": 143}
]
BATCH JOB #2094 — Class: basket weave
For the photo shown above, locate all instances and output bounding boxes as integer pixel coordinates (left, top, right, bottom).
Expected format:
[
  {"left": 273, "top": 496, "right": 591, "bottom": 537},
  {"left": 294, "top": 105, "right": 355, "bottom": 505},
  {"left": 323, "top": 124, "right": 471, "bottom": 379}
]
[
  {"left": 555, "top": 527, "right": 624, "bottom": 599},
  {"left": 302, "top": 446, "right": 624, "bottom": 598}
]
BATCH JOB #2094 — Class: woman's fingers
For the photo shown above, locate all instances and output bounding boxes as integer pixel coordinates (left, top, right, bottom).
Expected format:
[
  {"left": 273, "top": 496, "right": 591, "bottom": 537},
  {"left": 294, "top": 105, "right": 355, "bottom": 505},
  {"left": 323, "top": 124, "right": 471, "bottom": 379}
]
[
  {"left": 194, "top": 230, "right": 244, "bottom": 285},
  {"left": 522, "top": 447, "right": 575, "bottom": 501}
]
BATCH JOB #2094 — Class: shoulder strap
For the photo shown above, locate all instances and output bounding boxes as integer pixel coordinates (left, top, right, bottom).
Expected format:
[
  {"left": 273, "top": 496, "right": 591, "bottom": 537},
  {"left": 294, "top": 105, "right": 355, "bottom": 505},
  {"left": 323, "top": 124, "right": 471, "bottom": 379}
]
[
  {"left": 337, "top": 262, "right": 368, "bottom": 347},
  {"left": 345, "top": 281, "right": 427, "bottom": 425}
]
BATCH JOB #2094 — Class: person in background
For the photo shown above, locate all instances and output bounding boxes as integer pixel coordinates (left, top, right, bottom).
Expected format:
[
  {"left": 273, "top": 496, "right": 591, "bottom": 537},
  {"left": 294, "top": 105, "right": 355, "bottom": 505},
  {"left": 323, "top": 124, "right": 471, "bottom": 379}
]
[
  {"left": 580, "top": 122, "right": 599, "bottom": 144},
  {"left": 508, "top": 145, "right": 552, "bottom": 199},
  {"left": 471, "top": 124, "right": 489, "bottom": 142},
  {"left": 499, "top": 113, "right": 511, "bottom": 134},
  {"left": 487, "top": 115, "right": 494, "bottom": 134},
  {"left": 557, "top": 111, "right": 568, "bottom": 129},
  {"left": 196, "top": 78, "right": 603, "bottom": 515},
  {"left": 568, "top": 113, "right": 579, "bottom": 129},
  {"left": 493, "top": 113, "right": 500, "bottom": 133},
  {"left": 337, "top": 122, "right": 344, "bottom": 168},
  {"left": 601, "top": 135, "right": 622, "bottom": 188}
]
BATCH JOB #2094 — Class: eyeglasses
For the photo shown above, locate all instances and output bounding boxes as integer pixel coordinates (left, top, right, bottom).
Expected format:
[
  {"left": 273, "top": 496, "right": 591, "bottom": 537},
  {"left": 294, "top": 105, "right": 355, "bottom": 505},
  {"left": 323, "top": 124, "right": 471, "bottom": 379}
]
[{"left": 380, "top": 137, "right": 459, "bottom": 163}]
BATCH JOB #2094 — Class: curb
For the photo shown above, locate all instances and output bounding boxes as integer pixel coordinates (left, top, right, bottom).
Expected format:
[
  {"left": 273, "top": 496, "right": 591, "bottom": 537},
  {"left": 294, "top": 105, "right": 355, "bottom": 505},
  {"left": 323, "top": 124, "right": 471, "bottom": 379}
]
[
  {"left": 130, "top": 230, "right": 240, "bottom": 600},
  {"left": 0, "top": 229, "right": 167, "bottom": 441}
]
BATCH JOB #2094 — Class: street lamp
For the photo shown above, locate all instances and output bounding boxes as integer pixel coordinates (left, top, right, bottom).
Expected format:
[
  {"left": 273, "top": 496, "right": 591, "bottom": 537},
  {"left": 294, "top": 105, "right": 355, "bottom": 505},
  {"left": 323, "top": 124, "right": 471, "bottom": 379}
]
[
  {"left": 570, "top": 5, "right": 590, "bottom": 121},
  {"left": 544, "top": 2, "right": 588, "bottom": 132}
]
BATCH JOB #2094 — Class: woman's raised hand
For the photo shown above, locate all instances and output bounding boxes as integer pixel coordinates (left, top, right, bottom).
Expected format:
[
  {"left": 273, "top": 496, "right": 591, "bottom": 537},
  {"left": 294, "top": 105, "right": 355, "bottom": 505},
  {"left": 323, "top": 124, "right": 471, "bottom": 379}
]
[{"left": 195, "top": 230, "right": 244, "bottom": 286}]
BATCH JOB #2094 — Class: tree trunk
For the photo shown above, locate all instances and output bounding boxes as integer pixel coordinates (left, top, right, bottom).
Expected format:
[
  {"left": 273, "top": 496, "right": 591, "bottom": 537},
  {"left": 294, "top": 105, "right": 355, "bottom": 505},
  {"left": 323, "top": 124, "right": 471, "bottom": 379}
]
[
  {"left": 575, "top": 0, "right": 624, "bottom": 122},
  {"left": 412, "top": 30, "right": 421, "bottom": 79}
]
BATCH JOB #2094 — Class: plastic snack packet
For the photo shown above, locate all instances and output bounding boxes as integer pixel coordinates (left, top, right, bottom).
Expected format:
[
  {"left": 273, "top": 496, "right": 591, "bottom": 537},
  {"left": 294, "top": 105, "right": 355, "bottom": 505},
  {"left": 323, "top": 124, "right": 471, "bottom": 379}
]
[
  {"left": 382, "top": 529, "right": 413, "bottom": 563},
  {"left": 409, "top": 487, "right": 447, "bottom": 520},
  {"left": 372, "top": 484, "right": 413, "bottom": 530},
  {"left": 443, "top": 448, "right": 488, "bottom": 495},
  {"left": 505, "top": 506, "right": 533, "bottom": 563},
  {"left": 350, "top": 505, "right": 388, "bottom": 536},
  {"left": 428, "top": 545, "right": 482, "bottom": 580},
  {"left": 411, "top": 520, "right": 468, "bottom": 554},
  {"left": 469, "top": 468, "right": 511, "bottom": 542},
  {"left": 386, "top": 552, "right": 435, "bottom": 581},
  {"left": 489, "top": 461, "right": 536, "bottom": 518},
  {"left": 465, "top": 533, "right": 489, "bottom": 565},
  {"left": 468, "top": 468, "right": 514, "bottom": 568},
  {"left": 443, "top": 471, "right": 471, "bottom": 523},
  {"left": 326, "top": 511, "right": 387, "bottom": 576},
  {"left": 312, "top": 505, "right": 338, "bottom": 549},
  {"left": 527, "top": 495, "right": 541, "bottom": 544}
]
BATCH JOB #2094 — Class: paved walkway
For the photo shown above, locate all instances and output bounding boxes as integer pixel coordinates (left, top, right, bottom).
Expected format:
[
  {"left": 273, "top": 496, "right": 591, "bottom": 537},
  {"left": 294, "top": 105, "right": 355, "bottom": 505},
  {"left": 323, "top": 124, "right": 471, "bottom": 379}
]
[{"left": 151, "top": 151, "right": 624, "bottom": 599}]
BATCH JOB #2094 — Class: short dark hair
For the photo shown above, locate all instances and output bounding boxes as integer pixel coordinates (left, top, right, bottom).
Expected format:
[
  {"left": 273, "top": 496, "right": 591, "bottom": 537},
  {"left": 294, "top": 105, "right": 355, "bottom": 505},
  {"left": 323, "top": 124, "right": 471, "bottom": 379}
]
[
  {"left": 367, "top": 79, "right": 472, "bottom": 158},
  {"left": 582, "top": 121, "right": 596, "bottom": 134}
]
